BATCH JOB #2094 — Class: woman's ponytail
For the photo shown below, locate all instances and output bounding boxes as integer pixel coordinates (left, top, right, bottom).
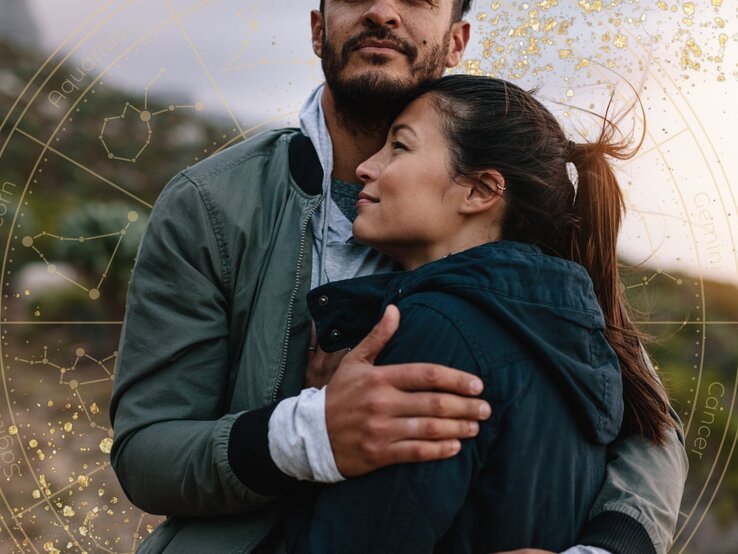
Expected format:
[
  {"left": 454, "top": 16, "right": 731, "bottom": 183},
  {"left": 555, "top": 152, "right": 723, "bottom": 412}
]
[{"left": 568, "top": 128, "right": 673, "bottom": 444}]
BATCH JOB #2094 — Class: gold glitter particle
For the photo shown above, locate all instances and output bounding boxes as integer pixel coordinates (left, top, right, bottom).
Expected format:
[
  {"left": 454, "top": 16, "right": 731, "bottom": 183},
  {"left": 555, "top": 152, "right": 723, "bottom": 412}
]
[
  {"left": 687, "top": 38, "right": 703, "bottom": 57},
  {"left": 715, "top": 17, "right": 725, "bottom": 28},
  {"left": 97, "top": 488, "right": 105, "bottom": 496},
  {"left": 32, "top": 489, "right": 41, "bottom": 499},
  {"left": 99, "top": 437, "right": 113, "bottom": 454},
  {"left": 90, "top": 402, "right": 100, "bottom": 415},
  {"left": 28, "top": 439, "right": 38, "bottom": 448},
  {"left": 79, "top": 526, "right": 88, "bottom": 537},
  {"left": 658, "top": 0, "right": 668, "bottom": 9},
  {"left": 62, "top": 505, "right": 75, "bottom": 517},
  {"left": 579, "top": 0, "right": 602, "bottom": 13},
  {"left": 683, "top": 2, "right": 695, "bottom": 16},
  {"left": 47, "top": 399, "right": 54, "bottom": 407},
  {"left": 37, "top": 449, "right": 46, "bottom": 460},
  {"left": 8, "top": 425, "right": 17, "bottom": 435},
  {"left": 613, "top": 33, "right": 627, "bottom": 48},
  {"left": 711, "top": 0, "right": 722, "bottom": 5},
  {"left": 77, "top": 475, "right": 89, "bottom": 488},
  {"left": 559, "top": 48, "right": 572, "bottom": 59},
  {"left": 477, "top": 12, "right": 487, "bottom": 21},
  {"left": 566, "top": 89, "right": 574, "bottom": 97},
  {"left": 719, "top": 33, "right": 728, "bottom": 49},
  {"left": 43, "top": 542, "right": 60, "bottom": 554},
  {"left": 63, "top": 422, "right": 73, "bottom": 433}
]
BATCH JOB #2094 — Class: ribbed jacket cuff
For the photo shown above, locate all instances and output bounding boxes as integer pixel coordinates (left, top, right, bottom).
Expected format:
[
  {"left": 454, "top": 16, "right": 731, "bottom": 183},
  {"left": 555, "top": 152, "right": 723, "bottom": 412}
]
[
  {"left": 228, "top": 403, "right": 298, "bottom": 496},
  {"left": 580, "top": 511, "right": 656, "bottom": 554}
]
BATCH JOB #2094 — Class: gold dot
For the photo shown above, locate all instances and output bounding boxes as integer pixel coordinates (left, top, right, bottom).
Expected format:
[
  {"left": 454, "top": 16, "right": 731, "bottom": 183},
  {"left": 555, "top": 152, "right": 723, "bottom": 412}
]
[
  {"left": 140, "top": 110, "right": 152, "bottom": 122},
  {"left": 99, "top": 438, "right": 113, "bottom": 454},
  {"left": 127, "top": 211, "right": 139, "bottom": 222},
  {"left": 8, "top": 425, "right": 17, "bottom": 435},
  {"left": 47, "top": 264, "right": 57, "bottom": 274},
  {"left": 195, "top": 102, "right": 205, "bottom": 111},
  {"left": 69, "top": 380, "right": 78, "bottom": 390},
  {"left": 22, "top": 236, "right": 33, "bottom": 247},
  {"left": 75, "top": 348, "right": 85, "bottom": 357},
  {"left": 89, "top": 289, "right": 100, "bottom": 300}
]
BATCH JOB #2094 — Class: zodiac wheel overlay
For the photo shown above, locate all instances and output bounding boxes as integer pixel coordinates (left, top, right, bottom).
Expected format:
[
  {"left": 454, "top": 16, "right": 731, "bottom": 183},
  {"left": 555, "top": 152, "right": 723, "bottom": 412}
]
[{"left": 0, "top": 1, "right": 736, "bottom": 553}]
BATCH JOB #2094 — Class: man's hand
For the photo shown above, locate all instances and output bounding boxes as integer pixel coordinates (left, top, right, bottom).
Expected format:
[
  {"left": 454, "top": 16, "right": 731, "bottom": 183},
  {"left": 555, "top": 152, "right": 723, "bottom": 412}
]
[
  {"left": 325, "top": 304, "right": 491, "bottom": 477},
  {"left": 305, "top": 323, "right": 348, "bottom": 389}
]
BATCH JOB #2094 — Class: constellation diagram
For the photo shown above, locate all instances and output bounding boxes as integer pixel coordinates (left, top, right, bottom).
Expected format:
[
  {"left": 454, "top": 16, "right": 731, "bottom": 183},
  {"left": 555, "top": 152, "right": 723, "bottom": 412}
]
[
  {"left": 626, "top": 268, "right": 685, "bottom": 290},
  {"left": 12, "top": 346, "right": 116, "bottom": 441},
  {"left": 99, "top": 68, "right": 205, "bottom": 163},
  {"left": 20, "top": 210, "right": 140, "bottom": 301}
]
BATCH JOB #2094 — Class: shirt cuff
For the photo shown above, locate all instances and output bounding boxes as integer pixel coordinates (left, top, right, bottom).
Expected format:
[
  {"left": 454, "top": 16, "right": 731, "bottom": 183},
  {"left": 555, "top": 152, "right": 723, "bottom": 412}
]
[
  {"left": 561, "top": 547, "right": 612, "bottom": 554},
  {"left": 268, "top": 386, "right": 345, "bottom": 483}
]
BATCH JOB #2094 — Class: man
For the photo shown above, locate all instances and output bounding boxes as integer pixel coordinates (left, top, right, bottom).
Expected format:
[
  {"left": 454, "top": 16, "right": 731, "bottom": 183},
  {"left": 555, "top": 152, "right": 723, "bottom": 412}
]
[{"left": 110, "top": 1, "right": 688, "bottom": 553}]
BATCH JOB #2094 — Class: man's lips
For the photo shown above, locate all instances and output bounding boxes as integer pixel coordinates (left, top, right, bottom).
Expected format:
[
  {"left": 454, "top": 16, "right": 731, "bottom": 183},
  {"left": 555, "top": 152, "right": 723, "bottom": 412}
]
[{"left": 355, "top": 40, "right": 405, "bottom": 55}]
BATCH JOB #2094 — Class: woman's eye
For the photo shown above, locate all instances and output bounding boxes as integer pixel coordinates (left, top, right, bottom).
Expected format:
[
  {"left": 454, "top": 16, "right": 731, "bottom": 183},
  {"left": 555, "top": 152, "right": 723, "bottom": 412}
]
[{"left": 391, "top": 141, "right": 408, "bottom": 151}]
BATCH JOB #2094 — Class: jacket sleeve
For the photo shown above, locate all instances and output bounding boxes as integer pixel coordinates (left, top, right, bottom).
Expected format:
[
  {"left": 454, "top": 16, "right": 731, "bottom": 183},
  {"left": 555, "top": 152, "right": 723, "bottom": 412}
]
[
  {"left": 579, "top": 355, "right": 688, "bottom": 554},
  {"left": 109, "top": 172, "right": 282, "bottom": 516}
]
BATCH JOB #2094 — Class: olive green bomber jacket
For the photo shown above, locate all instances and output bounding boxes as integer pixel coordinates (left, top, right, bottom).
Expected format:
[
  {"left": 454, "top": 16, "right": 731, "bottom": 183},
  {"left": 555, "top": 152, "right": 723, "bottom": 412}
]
[{"left": 109, "top": 128, "right": 688, "bottom": 553}]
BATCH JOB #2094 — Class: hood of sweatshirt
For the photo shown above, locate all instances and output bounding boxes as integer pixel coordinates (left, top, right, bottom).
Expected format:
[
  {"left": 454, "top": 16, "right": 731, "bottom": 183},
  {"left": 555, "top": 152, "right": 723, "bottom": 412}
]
[{"left": 308, "top": 240, "right": 623, "bottom": 445}]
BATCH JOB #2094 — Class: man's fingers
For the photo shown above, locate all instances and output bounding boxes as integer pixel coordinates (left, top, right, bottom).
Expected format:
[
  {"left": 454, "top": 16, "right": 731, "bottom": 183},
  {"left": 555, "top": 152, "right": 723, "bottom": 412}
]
[
  {"left": 380, "top": 362, "right": 484, "bottom": 396},
  {"left": 395, "top": 417, "right": 480, "bottom": 441},
  {"left": 385, "top": 439, "right": 462, "bottom": 465},
  {"left": 389, "top": 391, "right": 491, "bottom": 420},
  {"left": 349, "top": 305, "right": 400, "bottom": 364}
]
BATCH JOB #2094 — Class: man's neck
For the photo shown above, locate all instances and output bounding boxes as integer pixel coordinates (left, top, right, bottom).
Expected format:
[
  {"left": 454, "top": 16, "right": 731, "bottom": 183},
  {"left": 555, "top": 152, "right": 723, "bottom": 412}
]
[{"left": 321, "top": 86, "right": 391, "bottom": 182}]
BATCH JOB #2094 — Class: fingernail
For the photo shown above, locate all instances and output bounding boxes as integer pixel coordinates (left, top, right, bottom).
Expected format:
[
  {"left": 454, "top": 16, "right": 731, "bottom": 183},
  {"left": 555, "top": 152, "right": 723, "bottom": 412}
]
[
  {"left": 450, "top": 440, "right": 461, "bottom": 454},
  {"left": 479, "top": 402, "right": 491, "bottom": 418},
  {"left": 469, "top": 378, "right": 483, "bottom": 394},
  {"left": 468, "top": 421, "right": 479, "bottom": 434}
]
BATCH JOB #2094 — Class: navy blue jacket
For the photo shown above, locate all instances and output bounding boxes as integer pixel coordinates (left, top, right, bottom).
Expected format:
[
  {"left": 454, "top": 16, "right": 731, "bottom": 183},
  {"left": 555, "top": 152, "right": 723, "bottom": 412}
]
[{"left": 290, "top": 241, "right": 623, "bottom": 553}]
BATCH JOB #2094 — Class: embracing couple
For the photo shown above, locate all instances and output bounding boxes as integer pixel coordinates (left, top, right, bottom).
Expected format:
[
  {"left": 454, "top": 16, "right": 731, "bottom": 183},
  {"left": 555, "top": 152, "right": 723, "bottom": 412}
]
[{"left": 110, "top": 1, "right": 688, "bottom": 553}]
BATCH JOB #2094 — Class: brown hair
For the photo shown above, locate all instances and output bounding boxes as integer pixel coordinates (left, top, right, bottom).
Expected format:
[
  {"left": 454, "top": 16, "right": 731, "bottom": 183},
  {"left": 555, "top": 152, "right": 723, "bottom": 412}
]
[{"left": 421, "top": 75, "right": 673, "bottom": 444}]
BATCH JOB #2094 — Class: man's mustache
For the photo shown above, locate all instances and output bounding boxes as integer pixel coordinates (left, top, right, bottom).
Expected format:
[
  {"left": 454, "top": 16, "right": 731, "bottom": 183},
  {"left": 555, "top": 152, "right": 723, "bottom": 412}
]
[{"left": 341, "top": 28, "right": 418, "bottom": 64}]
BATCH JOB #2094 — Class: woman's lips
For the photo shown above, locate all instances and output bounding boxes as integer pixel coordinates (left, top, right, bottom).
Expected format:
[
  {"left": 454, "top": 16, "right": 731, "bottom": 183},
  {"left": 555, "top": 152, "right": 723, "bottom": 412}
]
[{"left": 356, "top": 192, "right": 379, "bottom": 209}]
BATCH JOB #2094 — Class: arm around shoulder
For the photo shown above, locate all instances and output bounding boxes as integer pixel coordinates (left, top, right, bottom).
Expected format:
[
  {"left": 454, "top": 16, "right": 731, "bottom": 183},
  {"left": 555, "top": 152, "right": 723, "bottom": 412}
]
[{"left": 580, "top": 395, "right": 688, "bottom": 554}]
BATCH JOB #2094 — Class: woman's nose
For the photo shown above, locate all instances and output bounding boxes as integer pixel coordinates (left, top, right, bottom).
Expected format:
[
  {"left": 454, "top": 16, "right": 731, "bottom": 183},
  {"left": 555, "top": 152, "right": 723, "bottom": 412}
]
[{"left": 356, "top": 156, "right": 379, "bottom": 184}]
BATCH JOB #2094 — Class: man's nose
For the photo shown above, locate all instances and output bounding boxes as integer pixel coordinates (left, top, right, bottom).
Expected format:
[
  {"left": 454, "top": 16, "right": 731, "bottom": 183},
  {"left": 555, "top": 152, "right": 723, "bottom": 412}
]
[{"left": 362, "top": 0, "right": 401, "bottom": 29}]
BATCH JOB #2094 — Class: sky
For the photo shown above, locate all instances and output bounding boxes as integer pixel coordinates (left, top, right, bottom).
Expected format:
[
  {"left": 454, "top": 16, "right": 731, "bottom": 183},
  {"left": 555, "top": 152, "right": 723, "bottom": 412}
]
[{"left": 13, "top": 0, "right": 738, "bottom": 285}]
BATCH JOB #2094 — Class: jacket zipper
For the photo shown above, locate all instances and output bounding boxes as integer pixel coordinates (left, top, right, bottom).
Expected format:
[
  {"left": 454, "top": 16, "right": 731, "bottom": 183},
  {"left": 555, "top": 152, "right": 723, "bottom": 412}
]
[{"left": 272, "top": 194, "right": 325, "bottom": 401}]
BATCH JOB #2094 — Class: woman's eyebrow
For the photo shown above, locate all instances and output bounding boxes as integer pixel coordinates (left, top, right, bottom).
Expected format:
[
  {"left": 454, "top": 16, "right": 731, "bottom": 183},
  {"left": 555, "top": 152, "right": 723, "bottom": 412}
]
[{"left": 390, "top": 123, "right": 418, "bottom": 137}]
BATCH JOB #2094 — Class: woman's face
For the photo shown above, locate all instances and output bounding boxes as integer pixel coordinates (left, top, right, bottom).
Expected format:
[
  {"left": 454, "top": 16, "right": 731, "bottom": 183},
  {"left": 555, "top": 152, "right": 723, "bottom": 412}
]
[{"left": 353, "top": 95, "right": 467, "bottom": 267}]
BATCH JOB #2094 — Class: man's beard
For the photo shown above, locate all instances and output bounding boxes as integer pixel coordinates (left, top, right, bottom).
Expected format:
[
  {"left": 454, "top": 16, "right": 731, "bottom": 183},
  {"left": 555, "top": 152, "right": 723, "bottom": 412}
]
[{"left": 322, "top": 26, "right": 449, "bottom": 136}]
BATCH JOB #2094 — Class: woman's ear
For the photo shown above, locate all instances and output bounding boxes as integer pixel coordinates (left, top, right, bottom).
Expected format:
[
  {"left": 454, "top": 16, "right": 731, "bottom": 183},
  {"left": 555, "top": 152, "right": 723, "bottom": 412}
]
[{"left": 458, "top": 170, "right": 506, "bottom": 215}]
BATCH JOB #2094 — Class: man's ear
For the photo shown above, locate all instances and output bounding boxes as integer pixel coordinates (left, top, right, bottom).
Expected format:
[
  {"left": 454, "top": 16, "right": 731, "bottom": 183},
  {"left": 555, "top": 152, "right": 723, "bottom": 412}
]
[
  {"left": 458, "top": 170, "right": 505, "bottom": 215},
  {"left": 445, "top": 20, "right": 470, "bottom": 68},
  {"left": 311, "top": 10, "right": 324, "bottom": 58}
]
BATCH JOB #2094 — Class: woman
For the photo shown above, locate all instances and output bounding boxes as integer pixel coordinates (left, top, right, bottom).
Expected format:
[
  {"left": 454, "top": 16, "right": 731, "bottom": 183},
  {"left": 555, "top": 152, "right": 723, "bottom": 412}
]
[{"left": 286, "top": 75, "right": 674, "bottom": 553}]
